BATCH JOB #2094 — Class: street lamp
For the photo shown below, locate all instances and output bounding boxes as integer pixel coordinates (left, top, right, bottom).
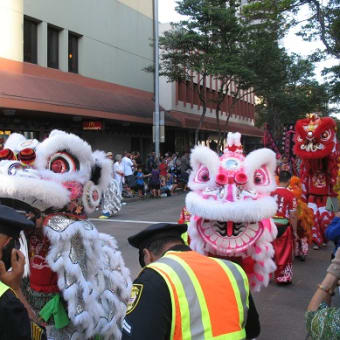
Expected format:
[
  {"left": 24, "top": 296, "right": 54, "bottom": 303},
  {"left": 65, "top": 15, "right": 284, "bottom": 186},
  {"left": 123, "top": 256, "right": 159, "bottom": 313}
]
[{"left": 153, "top": 0, "right": 160, "bottom": 157}]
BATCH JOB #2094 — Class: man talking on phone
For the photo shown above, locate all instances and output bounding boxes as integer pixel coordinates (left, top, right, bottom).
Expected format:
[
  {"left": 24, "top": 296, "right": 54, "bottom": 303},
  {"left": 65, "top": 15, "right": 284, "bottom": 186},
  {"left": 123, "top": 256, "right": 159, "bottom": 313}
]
[{"left": 0, "top": 204, "right": 46, "bottom": 340}]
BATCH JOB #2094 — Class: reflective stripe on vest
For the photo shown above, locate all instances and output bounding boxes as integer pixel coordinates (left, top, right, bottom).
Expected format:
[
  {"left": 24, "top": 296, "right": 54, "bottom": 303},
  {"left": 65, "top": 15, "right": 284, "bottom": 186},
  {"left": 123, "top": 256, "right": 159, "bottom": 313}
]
[
  {"left": 147, "top": 251, "right": 249, "bottom": 340},
  {"left": 0, "top": 281, "right": 10, "bottom": 298}
]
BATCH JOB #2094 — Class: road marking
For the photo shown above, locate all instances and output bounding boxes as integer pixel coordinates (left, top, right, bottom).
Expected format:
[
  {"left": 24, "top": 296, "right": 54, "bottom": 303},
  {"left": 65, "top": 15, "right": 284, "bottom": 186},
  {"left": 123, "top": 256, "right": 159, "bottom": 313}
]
[{"left": 90, "top": 218, "right": 176, "bottom": 224}]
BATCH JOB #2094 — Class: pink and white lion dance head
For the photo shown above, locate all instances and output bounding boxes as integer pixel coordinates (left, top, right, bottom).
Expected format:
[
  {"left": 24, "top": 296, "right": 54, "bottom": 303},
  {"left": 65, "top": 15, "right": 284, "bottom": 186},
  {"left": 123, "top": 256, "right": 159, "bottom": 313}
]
[{"left": 186, "top": 132, "right": 278, "bottom": 291}]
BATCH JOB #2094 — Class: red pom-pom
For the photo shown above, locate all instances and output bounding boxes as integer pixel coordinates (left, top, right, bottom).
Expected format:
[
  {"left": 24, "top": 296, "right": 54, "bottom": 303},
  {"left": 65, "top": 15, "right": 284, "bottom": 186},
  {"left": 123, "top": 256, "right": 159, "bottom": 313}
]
[
  {"left": 0, "top": 148, "right": 16, "bottom": 161},
  {"left": 17, "top": 148, "right": 36, "bottom": 165}
]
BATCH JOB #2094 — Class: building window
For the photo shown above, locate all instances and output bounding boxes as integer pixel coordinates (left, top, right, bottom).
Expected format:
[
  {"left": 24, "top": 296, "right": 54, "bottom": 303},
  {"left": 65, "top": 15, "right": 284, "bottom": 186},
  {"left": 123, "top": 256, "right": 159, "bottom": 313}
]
[
  {"left": 68, "top": 33, "right": 79, "bottom": 73},
  {"left": 24, "top": 18, "right": 38, "bottom": 64},
  {"left": 48, "top": 26, "right": 59, "bottom": 69}
]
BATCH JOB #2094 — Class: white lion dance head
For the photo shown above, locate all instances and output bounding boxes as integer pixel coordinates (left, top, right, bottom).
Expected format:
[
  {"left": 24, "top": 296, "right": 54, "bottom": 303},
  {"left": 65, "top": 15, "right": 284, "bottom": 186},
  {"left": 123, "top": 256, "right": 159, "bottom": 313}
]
[
  {"left": 186, "top": 132, "right": 278, "bottom": 291},
  {"left": 0, "top": 130, "right": 131, "bottom": 339}
]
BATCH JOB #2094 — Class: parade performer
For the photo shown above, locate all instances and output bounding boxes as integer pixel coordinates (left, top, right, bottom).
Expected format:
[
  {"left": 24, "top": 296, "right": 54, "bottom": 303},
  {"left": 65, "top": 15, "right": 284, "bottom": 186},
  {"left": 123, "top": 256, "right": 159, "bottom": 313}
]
[
  {"left": 294, "top": 113, "right": 339, "bottom": 249},
  {"left": 99, "top": 152, "right": 122, "bottom": 219},
  {"left": 177, "top": 207, "right": 191, "bottom": 225},
  {"left": 0, "top": 130, "right": 131, "bottom": 339},
  {"left": 185, "top": 132, "right": 278, "bottom": 291},
  {"left": 271, "top": 171, "right": 297, "bottom": 284},
  {"left": 289, "top": 176, "right": 313, "bottom": 260},
  {"left": 99, "top": 178, "right": 122, "bottom": 218}
]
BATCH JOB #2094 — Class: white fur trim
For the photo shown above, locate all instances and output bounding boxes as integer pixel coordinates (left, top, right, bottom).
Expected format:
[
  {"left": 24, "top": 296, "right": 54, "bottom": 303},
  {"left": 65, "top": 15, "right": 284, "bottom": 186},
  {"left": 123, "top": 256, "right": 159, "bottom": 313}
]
[
  {"left": 35, "top": 130, "right": 93, "bottom": 176},
  {"left": 0, "top": 174, "right": 70, "bottom": 211},
  {"left": 4, "top": 133, "right": 27, "bottom": 153},
  {"left": 37, "top": 169, "right": 89, "bottom": 184},
  {"left": 186, "top": 192, "right": 277, "bottom": 222},
  {"left": 187, "top": 218, "right": 207, "bottom": 255},
  {"left": 188, "top": 145, "right": 220, "bottom": 191},
  {"left": 45, "top": 218, "right": 131, "bottom": 338},
  {"left": 19, "top": 231, "right": 30, "bottom": 277},
  {"left": 227, "top": 132, "right": 241, "bottom": 147},
  {"left": 244, "top": 148, "right": 277, "bottom": 193},
  {"left": 92, "top": 150, "right": 113, "bottom": 192}
]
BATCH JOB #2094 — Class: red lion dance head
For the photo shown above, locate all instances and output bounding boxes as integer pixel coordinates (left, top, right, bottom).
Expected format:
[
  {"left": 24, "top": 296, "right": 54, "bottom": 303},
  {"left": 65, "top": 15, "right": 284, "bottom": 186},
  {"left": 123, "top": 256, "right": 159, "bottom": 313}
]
[
  {"left": 294, "top": 113, "right": 339, "bottom": 196},
  {"left": 294, "top": 113, "right": 337, "bottom": 159}
]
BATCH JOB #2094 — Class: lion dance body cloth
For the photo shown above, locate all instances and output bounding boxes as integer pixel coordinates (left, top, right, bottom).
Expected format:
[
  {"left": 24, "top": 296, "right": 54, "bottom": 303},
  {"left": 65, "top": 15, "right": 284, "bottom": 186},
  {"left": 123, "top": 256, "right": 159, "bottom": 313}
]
[
  {"left": 185, "top": 132, "right": 278, "bottom": 292},
  {"left": 0, "top": 130, "right": 131, "bottom": 339},
  {"left": 294, "top": 114, "right": 339, "bottom": 247}
]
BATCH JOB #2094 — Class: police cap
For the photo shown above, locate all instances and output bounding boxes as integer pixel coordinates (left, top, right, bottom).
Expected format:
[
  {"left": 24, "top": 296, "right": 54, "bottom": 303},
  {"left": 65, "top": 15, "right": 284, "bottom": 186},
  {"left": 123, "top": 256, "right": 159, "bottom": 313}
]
[
  {"left": 0, "top": 204, "right": 35, "bottom": 238},
  {"left": 128, "top": 222, "right": 187, "bottom": 249}
]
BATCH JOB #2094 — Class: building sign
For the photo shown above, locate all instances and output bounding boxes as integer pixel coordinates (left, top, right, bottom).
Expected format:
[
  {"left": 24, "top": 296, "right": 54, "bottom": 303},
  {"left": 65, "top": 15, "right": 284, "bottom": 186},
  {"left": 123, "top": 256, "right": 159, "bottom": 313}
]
[{"left": 83, "top": 121, "right": 103, "bottom": 130}]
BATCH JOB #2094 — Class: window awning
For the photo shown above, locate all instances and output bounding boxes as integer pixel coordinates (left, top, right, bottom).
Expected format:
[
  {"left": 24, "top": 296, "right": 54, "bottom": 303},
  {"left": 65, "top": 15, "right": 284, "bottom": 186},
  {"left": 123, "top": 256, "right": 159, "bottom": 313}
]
[{"left": 0, "top": 57, "right": 179, "bottom": 125}]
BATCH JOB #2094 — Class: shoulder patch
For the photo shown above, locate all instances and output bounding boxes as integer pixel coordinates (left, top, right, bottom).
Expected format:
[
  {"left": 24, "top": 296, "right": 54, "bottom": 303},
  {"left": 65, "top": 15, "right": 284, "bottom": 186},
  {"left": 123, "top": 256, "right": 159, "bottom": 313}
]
[
  {"left": 126, "top": 284, "right": 143, "bottom": 315},
  {"left": 122, "top": 319, "right": 133, "bottom": 335}
]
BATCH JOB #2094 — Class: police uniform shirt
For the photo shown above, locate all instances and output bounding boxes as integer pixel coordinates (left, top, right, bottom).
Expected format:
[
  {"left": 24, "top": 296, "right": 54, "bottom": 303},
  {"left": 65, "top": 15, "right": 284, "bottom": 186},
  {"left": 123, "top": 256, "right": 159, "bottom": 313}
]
[
  {"left": 0, "top": 288, "right": 31, "bottom": 340},
  {"left": 122, "top": 245, "right": 260, "bottom": 339}
]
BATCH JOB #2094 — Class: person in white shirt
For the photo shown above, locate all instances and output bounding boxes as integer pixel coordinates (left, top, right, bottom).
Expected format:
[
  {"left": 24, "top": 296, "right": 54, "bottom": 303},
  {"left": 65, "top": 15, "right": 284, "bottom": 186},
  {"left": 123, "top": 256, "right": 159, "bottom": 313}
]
[
  {"left": 114, "top": 154, "right": 124, "bottom": 194},
  {"left": 122, "top": 152, "right": 136, "bottom": 197}
]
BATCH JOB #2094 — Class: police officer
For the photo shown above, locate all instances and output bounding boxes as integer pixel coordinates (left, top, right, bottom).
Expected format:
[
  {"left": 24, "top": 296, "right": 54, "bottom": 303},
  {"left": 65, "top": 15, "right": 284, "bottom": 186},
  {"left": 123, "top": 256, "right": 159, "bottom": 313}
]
[
  {"left": 0, "top": 204, "right": 46, "bottom": 340},
  {"left": 122, "top": 223, "right": 260, "bottom": 340}
]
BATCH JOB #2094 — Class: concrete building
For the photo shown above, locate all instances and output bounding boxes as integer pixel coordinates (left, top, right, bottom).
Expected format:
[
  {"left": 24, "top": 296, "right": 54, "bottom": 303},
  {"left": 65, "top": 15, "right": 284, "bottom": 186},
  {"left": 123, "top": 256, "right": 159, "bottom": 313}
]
[{"left": 0, "top": 0, "right": 156, "bottom": 154}]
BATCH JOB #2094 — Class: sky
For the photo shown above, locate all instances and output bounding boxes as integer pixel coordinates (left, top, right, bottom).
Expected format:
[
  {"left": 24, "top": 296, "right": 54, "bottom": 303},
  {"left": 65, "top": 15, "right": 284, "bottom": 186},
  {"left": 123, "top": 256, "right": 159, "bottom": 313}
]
[{"left": 159, "top": 1, "right": 338, "bottom": 102}]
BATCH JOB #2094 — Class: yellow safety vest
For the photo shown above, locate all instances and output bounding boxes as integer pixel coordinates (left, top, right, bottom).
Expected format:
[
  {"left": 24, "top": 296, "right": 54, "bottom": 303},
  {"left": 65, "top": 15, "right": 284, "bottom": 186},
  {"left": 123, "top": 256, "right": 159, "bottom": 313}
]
[
  {"left": 0, "top": 281, "right": 45, "bottom": 340},
  {"left": 147, "top": 251, "right": 249, "bottom": 340},
  {"left": 0, "top": 281, "right": 10, "bottom": 297}
]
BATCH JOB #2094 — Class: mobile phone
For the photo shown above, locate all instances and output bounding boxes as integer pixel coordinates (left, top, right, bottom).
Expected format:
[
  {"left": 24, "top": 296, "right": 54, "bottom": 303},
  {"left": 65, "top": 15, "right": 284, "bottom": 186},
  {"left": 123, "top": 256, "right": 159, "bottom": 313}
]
[{"left": 2, "top": 238, "right": 20, "bottom": 271}]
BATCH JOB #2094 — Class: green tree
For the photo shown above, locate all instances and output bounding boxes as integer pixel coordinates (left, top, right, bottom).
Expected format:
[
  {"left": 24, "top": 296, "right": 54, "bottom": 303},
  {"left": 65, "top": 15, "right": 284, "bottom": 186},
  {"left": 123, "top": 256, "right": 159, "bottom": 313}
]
[
  {"left": 300, "top": 0, "right": 340, "bottom": 103},
  {"left": 243, "top": 0, "right": 340, "bottom": 103},
  {"left": 253, "top": 52, "right": 330, "bottom": 139},
  {"left": 241, "top": 0, "right": 334, "bottom": 139},
  {"left": 158, "top": 0, "right": 264, "bottom": 146}
]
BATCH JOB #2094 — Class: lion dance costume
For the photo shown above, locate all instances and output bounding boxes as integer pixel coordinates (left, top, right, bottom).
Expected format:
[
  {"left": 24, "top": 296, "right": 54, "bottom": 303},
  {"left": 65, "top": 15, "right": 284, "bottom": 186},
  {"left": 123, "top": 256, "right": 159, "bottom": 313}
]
[
  {"left": 294, "top": 114, "right": 339, "bottom": 248},
  {"left": 289, "top": 176, "right": 313, "bottom": 258},
  {"left": 185, "top": 132, "right": 278, "bottom": 291},
  {"left": 0, "top": 130, "right": 131, "bottom": 339}
]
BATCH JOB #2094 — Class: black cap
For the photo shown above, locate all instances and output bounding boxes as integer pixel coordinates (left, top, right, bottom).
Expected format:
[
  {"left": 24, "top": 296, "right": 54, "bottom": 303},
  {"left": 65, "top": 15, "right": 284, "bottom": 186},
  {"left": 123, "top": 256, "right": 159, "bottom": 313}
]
[
  {"left": 128, "top": 223, "right": 187, "bottom": 249},
  {"left": 0, "top": 204, "right": 35, "bottom": 238}
]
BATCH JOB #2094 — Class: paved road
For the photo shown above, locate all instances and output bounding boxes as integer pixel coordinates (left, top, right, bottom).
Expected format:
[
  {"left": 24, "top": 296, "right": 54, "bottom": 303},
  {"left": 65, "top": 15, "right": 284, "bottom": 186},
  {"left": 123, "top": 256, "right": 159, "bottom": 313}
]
[{"left": 91, "top": 193, "right": 334, "bottom": 340}]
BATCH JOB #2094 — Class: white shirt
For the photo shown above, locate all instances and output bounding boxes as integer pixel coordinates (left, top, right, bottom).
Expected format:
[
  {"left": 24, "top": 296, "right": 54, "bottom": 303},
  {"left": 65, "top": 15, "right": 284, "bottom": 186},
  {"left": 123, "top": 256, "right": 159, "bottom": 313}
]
[
  {"left": 113, "top": 161, "right": 124, "bottom": 183},
  {"left": 122, "top": 156, "right": 134, "bottom": 176}
]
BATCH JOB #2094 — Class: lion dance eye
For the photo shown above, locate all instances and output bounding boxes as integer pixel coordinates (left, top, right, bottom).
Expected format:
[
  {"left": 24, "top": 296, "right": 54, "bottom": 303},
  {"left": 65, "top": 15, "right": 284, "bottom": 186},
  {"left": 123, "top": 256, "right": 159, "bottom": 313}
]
[
  {"left": 196, "top": 167, "right": 210, "bottom": 183},
  {"left": 321, "top": 130, "right": 331, "bottom": 141},
  {"left": 49, "top": 152, "right": 78, "bottom": 174},
  {"left": 254, "top": 169, "right": 268, "bottom": 185}
]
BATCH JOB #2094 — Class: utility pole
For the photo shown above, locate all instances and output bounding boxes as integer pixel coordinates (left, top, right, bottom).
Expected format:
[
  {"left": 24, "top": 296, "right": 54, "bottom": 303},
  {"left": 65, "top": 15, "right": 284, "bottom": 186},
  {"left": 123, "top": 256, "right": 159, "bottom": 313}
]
[{"left": 153, "top": 0, "right": 160, "bottom": 157}]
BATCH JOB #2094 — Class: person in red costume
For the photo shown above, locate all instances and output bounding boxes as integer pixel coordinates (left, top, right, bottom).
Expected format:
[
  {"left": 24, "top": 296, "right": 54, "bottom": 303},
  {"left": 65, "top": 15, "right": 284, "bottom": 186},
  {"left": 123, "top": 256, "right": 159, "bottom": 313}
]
[
  {"left": 271, "top": 171, "right": 297, "bottom": 284},
  {"left": 294, "top": 113, "right": 339, "bottom": 249},
  {"left": 178, "top": 207, "right": 191, "bottom": 225}
]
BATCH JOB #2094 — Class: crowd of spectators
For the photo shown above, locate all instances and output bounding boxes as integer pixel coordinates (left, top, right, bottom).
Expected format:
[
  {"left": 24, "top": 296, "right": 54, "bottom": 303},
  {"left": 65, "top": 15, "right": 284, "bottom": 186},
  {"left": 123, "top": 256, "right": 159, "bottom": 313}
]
[{"left": 108, "top": 150, "right": 191, "bottom": 200}]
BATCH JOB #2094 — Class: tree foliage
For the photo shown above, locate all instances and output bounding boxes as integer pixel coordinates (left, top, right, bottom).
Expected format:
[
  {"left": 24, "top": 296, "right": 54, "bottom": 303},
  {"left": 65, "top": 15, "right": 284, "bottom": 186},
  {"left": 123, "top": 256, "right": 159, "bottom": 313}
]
[
  {"left": 158, "top": 0, "right": 261, "bottom": 145},
  {"left": 157, "top": 0, "right": 333, "bottom": 144},
  {"left": 243, "top": 0, "right": 340, "bottom": 103},
  {"left": 240, "top": 0, "right": 335, "bottom": 139}
]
